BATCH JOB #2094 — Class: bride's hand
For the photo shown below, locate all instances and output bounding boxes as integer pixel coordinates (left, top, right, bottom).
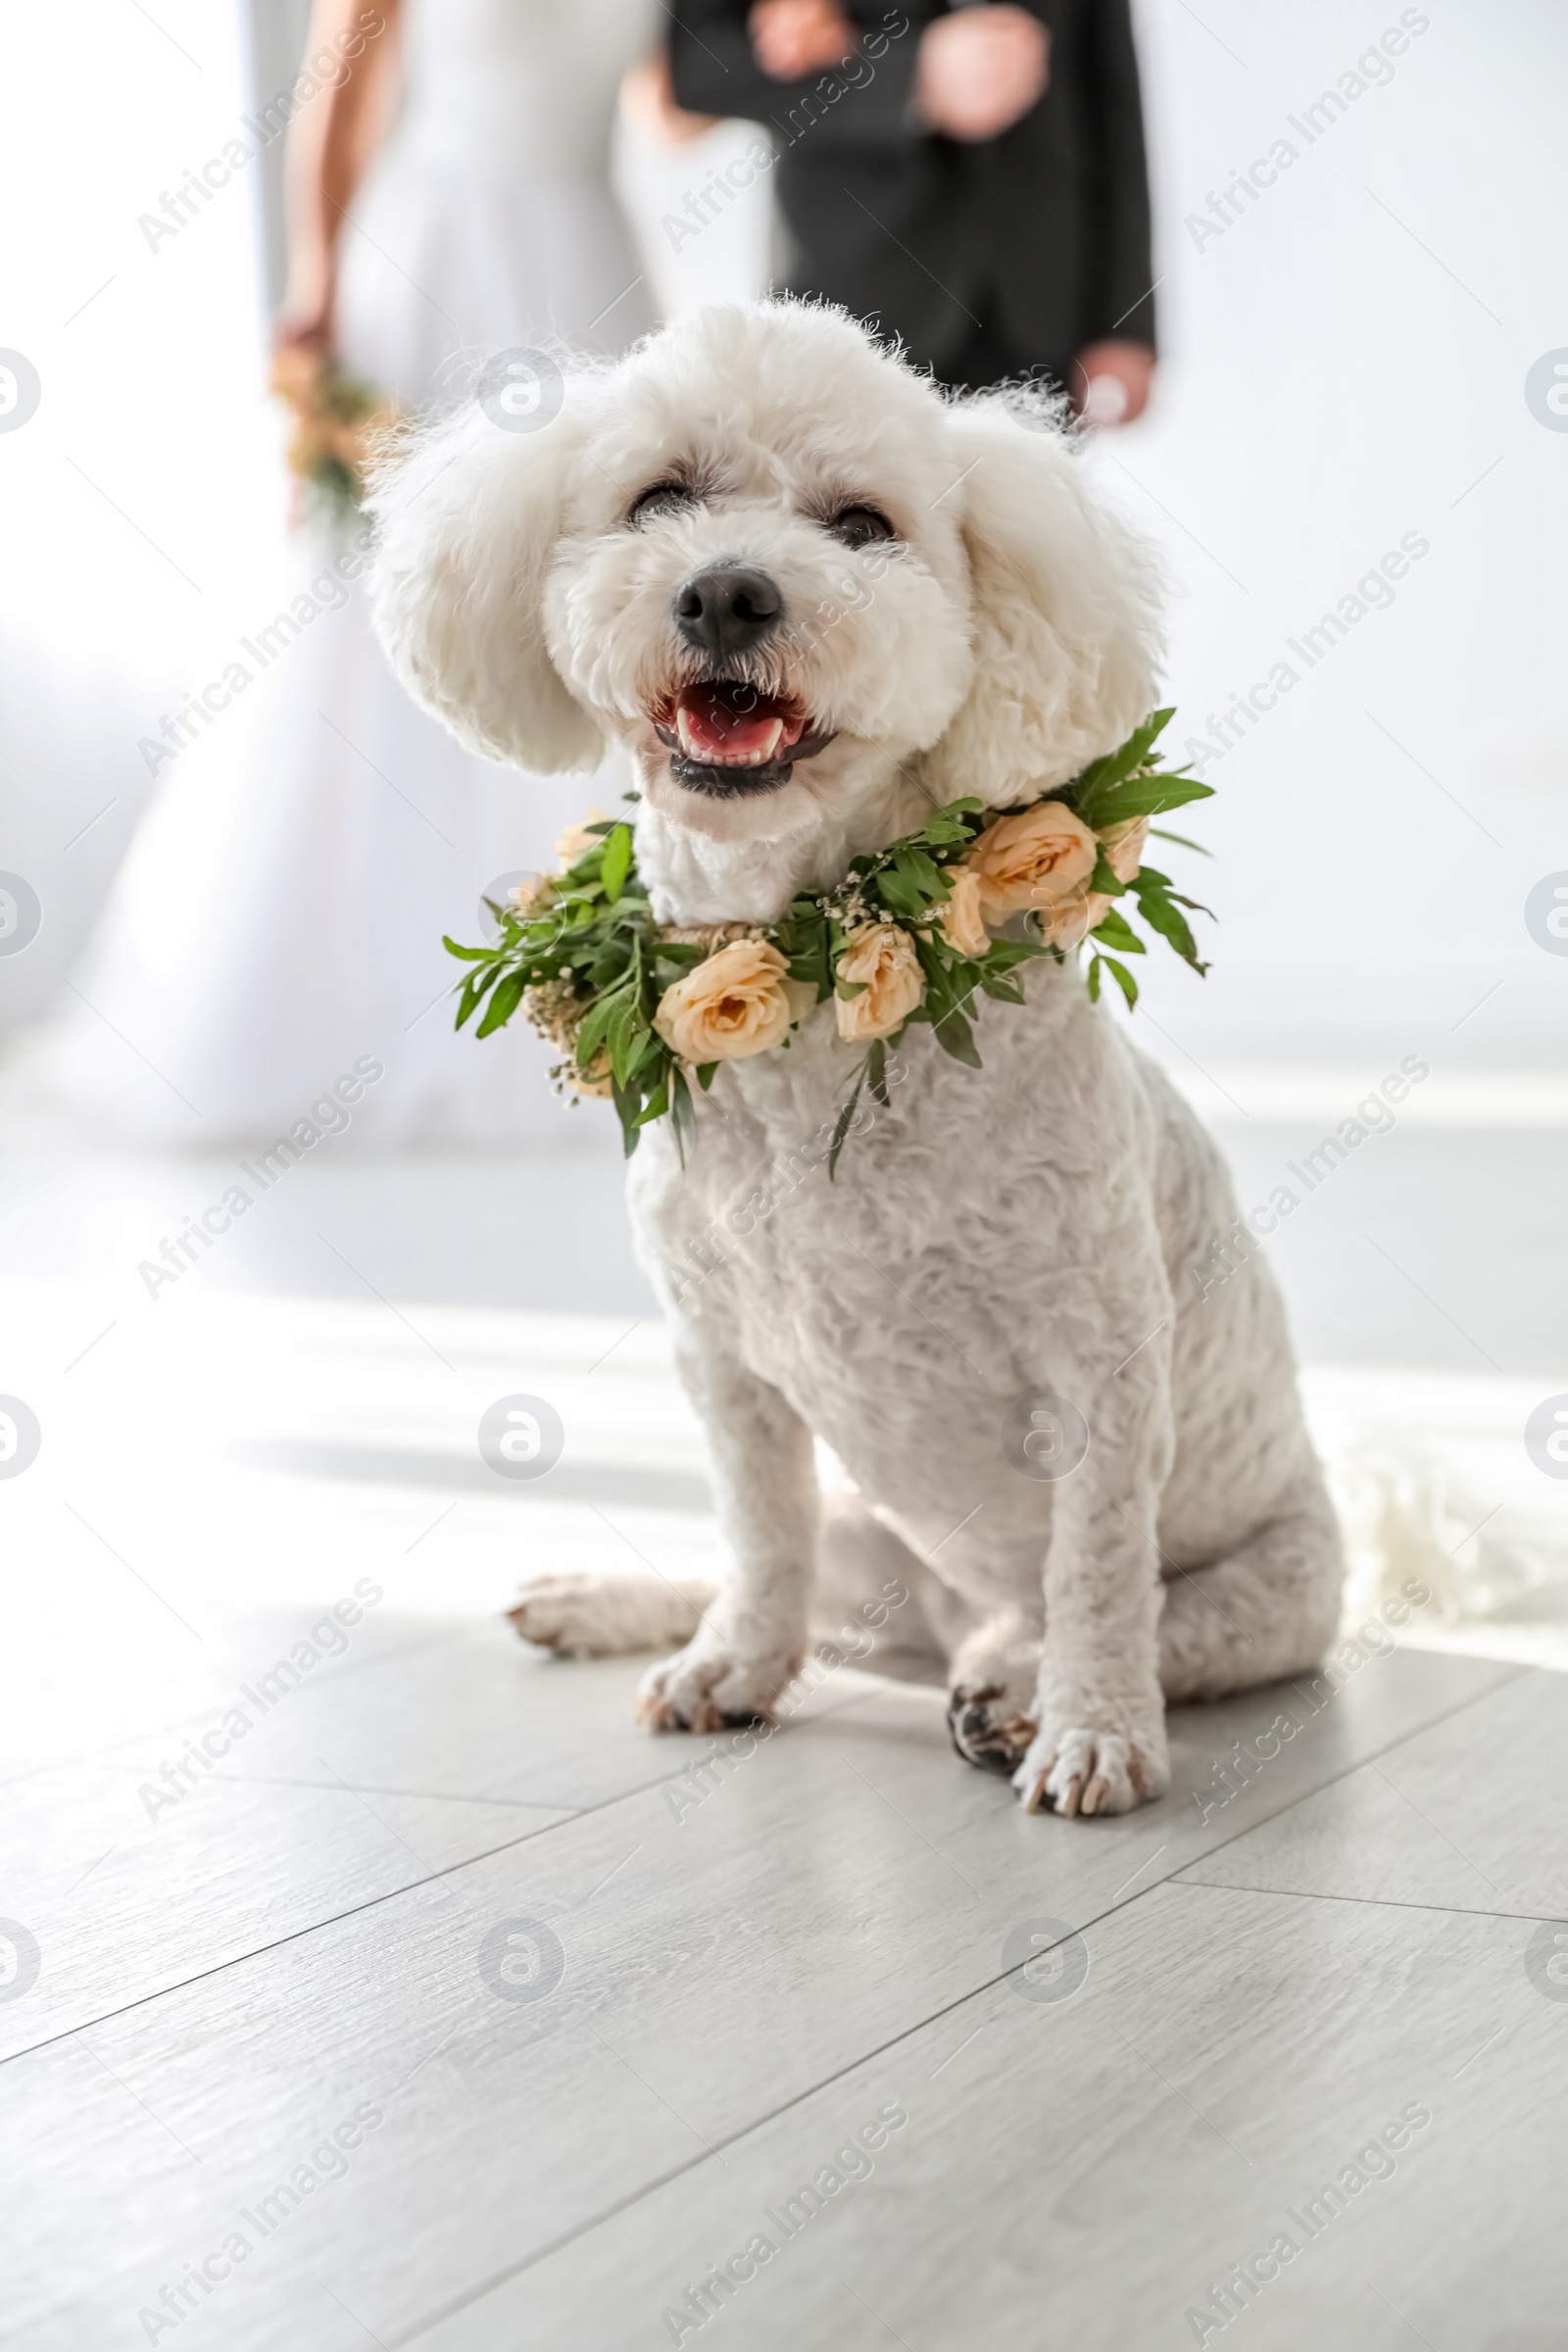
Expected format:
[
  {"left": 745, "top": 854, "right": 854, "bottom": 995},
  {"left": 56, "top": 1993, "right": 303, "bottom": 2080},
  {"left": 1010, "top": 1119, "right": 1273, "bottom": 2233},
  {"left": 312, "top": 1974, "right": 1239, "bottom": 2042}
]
[
  {"left": 273, "top": 310, "right": 334, "bottom": 365},
  {"left": 271, "top": 305, "right": 335, "bottom": 402}
]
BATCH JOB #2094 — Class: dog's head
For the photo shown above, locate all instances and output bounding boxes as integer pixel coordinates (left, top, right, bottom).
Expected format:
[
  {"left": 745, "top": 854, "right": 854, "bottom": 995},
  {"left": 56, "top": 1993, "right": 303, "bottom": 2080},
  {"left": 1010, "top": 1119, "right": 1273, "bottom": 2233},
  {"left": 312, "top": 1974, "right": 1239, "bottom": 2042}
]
[{"left": 368, "top": 302, "right": 1160, "bottom": 858}]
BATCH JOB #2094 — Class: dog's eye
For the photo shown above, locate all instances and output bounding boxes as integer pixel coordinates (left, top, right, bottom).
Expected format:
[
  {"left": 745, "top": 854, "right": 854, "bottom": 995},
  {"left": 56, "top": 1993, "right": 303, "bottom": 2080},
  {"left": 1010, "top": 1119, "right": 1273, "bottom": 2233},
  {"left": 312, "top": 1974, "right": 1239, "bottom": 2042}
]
[
  {"left": 628, "top": 481, "right": 698, "bottom": 528},
  {"left": 827, "top": 505, "right": 896, "bottom": 550}
]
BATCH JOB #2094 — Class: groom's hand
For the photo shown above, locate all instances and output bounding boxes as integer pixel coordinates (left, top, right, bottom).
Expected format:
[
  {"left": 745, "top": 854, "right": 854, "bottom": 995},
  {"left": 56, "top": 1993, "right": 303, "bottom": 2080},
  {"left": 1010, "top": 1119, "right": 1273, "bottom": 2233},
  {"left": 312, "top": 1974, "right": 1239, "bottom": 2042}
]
[
  {"left": 1071, "top": 340, "right": 1155, "bottom": 426},
  {"left": 915, "top": 6, "right": 1050, "bottom": 141},
  {"left": 748, "top": 0, "right": 856, "bottom": 78}
]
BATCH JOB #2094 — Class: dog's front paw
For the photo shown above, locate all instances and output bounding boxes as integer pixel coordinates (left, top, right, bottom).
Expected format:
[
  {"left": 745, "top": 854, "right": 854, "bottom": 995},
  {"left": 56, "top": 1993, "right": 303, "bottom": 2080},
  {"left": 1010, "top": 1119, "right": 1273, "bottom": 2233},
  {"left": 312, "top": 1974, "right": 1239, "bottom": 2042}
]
[
  {"left": 1011, "top": 1720, "right": 1169, "bottom": 1818},
  {"left": 635, "top": 1632, "right": 804, "bottom": 1734}
]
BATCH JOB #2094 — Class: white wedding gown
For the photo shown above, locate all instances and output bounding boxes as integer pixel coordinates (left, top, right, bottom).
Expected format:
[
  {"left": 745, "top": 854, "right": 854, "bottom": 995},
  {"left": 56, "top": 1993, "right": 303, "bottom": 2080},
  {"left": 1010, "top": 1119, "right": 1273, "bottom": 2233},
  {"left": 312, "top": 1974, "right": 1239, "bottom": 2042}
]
[{"left": 60, "top": 0, "right": 659, "bottom": 1143}]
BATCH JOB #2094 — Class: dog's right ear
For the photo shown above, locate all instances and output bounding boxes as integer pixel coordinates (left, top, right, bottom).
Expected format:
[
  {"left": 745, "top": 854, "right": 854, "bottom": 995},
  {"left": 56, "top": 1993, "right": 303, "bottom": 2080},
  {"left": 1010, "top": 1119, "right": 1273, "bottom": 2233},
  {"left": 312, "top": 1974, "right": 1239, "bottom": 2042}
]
[
  {"left": 367, "top": 396, "right": 605, "bottom": 772},
  {"left": 916, "top": 398, "right": 1162, "bottom": 807}
]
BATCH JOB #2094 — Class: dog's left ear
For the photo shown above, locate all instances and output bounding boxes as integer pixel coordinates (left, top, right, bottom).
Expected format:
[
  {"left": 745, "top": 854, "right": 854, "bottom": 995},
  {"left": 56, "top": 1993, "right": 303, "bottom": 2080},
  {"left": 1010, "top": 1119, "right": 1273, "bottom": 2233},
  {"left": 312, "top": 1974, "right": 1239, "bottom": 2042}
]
[
  {"left": 367, "top": 393, "right": 605, "bottom": 773},
  {"left": 916, "top": 401, "right": 1162, "bottom": 806}
]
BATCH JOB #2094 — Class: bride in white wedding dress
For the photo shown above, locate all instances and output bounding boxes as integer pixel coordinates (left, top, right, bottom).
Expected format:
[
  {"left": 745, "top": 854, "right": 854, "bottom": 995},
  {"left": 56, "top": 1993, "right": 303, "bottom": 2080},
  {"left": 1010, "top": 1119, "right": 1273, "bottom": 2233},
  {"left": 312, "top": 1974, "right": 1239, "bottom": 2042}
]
[{"left": 61, "top": 0, "right": 659, "bottom": 1142}]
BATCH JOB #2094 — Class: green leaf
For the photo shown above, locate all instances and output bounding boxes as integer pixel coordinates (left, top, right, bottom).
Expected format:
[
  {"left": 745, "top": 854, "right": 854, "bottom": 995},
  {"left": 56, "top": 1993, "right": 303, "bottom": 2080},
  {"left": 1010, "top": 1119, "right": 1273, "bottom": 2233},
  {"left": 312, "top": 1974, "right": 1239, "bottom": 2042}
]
[
  {"left": 605, "top": 994, "right": 650, "bottom": 1087},
  {"left": 600, "top": 821, "right": 632, "bottom": 904},
  {"left": 932, "top": 1006, "right": 982, "bottom": 1066},
  {"left": 1137, "top": 868, "right": 1215, "bottom": 921},
  {"left": 696, "top": 1061, "right": 718, "bottom": 1091},
  {"left": 623, "top": 1027, "right": 663, "bottom": 1084},
  {"left": 1149, "top": 826, "right": 1212, "bottom": 856},
  {"left": 1086, "top": 955, "right": 1102, "bottom": 1004},
  {"left": 826, "top": 1070, "right": 865, "bottom": 1181},
  {"left": 1087, "top": 906, "right": 1146, "bottom": 955},
  {"left": 1088, "top": 850, "right": 1127, "bottom": 898},
  {"left": 474, "top": 970, "right": 525, "bottom": 1038},
  {"left": 866, "top": 1037, "right": 889, "bottom": 1106},
  {"left": 443, "top": 935, "right": 492, "bottom": 961},
  {"left": 977, "top": 938, "right": 1049, "bottom": 975},
  {"left": 653, "top": 942, "right": 709, "bottom": 976},
  {"left": 1072, "top": 708, "right": 1176, "bottom": 822},
  {"left": 669, "top": 1063, "right": 697, "bottom": 1165},
  {"left": 456, "top": 962, "right": 507, "bottom": 1029},
  {"left": 871, "top": 864, "right": 927, "bottom": 921},
  {"left": 1100, "top": 953, "right": 1140, "bottom": 1009},
  {"left": 894, "top": 845, "right": 947, "bottom": 900},
  {"left": 612, "top": 1083, "right": 644, "bottom": 1159},
  {"left": 1082, "top": 772, "right": 1216, "bottom": 827},
  {"left": 1131, "top": 878, "right": 1207, "bottom": 973},
  {"left": 572, "top": 982, "right": 630, "bottom": 1070}
]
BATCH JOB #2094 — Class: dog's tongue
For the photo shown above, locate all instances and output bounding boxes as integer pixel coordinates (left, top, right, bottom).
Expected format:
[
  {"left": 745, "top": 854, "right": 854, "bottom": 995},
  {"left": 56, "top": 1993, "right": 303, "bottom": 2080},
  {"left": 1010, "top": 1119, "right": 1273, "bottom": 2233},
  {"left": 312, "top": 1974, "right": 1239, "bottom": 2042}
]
[{"left": 676, "top": 684, "right": 803, "bottom": 766}]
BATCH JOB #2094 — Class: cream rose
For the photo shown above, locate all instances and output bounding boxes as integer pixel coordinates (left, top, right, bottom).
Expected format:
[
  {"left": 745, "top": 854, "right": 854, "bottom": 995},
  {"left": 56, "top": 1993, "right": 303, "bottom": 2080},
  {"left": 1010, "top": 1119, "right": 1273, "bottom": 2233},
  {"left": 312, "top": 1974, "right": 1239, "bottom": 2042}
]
[
  {"left": 938, "top": 867, "right": 991, "bottom": 958},
  {"left": 1046, "top": 888, "right": 1112, "bottom": 950},
  {"left": 654, "top": 939, "right": 814, "bottom": 1064},
  {"left": 964, "top": 800, "right": 1099, "bottom": 922},
  {"left": 1101, "top": 814, "right": 1150, "bottom": 883},
  {"left": 835, "top": 923, "right": 924, "bottom": 1043},
  {"left": 505, "top": 872, "right": 552, "bottom": 919},
  {"left": 1046, "top": 813, "right": 1148, "bottom": 947},
  {"left": 555, "top": 808, "right": 612, "bottom": 867}
]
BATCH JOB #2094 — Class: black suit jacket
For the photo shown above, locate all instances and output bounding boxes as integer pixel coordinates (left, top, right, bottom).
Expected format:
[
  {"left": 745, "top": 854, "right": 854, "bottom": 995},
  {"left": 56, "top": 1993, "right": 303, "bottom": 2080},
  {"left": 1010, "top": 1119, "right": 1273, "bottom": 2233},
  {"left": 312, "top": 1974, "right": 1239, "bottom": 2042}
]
[{"left": 668, "top": 0, "right": 1155, "bottom": 376}]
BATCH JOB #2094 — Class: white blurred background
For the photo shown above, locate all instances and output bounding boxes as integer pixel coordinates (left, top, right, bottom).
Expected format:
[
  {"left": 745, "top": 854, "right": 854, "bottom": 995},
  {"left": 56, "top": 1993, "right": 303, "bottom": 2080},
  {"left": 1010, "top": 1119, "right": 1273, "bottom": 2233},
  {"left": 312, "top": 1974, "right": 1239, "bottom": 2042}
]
[
  {"left": 1, "top": 0, "right": 1566, "bottom": 1763},
  {"left": 3, "top": 0, "right": 1563, "bottom": 1076}
]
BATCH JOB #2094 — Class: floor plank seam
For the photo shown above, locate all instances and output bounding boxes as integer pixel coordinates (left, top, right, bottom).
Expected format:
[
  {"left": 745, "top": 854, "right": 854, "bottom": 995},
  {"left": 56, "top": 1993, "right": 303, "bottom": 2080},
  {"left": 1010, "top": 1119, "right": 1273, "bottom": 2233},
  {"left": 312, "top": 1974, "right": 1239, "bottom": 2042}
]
[
  {"left": 3, "top": 1663, "right": 1522, "bottom": 2078},
  {"left": 1164, "top": 1660, "right": 1534, "bottom": 1884},
  {"left": 383, "top": 1863, "right": 1285, "bottom": 2345},
  {"left": 0, "top": 1807, "right": 602, "bottom": 2075},
  {"left": 0, "top": 1686, "right": 888, "bottom": 2073},
  {"left": 187, "top": 1771, "right": 581, "bottom": 1809},
  {"left": 1164, "top": 1875, "right": 1561, "bottom": 1926},
  {"left": 379, "top": 1670, "right": 1544, "bottom": 2342}
]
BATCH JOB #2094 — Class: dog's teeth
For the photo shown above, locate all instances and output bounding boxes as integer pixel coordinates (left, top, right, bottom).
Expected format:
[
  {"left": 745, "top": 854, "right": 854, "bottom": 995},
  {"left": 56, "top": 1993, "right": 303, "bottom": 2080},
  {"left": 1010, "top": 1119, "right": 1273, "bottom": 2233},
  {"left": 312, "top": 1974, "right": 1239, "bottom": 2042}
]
[{"left": 671, "top": 707, "right": 785, "bottom": 767}]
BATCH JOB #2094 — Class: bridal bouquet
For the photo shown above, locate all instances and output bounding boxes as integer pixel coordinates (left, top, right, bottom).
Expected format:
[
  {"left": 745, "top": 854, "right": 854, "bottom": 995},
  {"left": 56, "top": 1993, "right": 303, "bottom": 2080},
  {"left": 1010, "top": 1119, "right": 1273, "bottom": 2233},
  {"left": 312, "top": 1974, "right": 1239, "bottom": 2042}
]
[
  {"left": 444, "top": 709, "right": 1213, "bottom": 1168},
  {"left": 271, "top": 346, "right": 397, "bottom": 523}
]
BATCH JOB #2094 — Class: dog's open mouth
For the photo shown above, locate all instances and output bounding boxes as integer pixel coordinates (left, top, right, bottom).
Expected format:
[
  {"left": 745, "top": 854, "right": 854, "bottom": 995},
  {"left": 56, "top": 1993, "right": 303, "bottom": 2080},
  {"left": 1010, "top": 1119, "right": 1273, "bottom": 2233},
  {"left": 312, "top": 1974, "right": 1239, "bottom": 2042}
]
[{"left": 653, "top": 682, "right": 836, "bottom": 797}]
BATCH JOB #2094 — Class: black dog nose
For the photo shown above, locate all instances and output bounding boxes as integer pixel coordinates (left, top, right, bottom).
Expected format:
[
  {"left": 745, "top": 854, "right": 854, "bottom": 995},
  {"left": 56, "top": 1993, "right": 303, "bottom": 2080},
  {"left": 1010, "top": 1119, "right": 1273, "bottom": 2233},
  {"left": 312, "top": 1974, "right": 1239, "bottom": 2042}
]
[{"left": 673, "top": 565, "right": 783, "bottom": 663}]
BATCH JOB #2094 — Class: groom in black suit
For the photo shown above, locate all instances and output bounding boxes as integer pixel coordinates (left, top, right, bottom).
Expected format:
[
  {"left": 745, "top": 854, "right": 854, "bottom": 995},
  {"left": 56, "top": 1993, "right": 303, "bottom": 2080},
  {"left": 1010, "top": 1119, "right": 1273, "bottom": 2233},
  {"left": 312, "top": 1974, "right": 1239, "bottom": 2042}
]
[{"left": 667, "top": 0, "right": 1157, "bottom": 418}]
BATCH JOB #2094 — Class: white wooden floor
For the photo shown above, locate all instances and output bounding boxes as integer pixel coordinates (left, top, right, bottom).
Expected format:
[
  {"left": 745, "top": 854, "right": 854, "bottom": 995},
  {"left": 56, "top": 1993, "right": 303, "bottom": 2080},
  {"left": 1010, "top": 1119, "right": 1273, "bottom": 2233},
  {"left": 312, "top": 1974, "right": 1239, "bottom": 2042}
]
[
  {"left": 4, "top": 1114, "right": 1567, "bottom": 2349},
  {"left": 6, "top": 1575, "right": 1568, "bottom": 2348}
]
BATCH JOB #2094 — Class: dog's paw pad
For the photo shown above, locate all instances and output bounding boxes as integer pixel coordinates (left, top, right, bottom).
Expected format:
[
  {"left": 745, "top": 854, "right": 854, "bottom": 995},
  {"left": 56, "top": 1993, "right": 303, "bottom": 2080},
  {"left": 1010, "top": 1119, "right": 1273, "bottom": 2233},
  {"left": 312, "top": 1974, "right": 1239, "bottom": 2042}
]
[
  {"left": 947, "top": 1686, "right": 1037, "bottom": 1776},
  {"left": 1011, "top": 1725, "right": 1167, "bottom": 1818}
]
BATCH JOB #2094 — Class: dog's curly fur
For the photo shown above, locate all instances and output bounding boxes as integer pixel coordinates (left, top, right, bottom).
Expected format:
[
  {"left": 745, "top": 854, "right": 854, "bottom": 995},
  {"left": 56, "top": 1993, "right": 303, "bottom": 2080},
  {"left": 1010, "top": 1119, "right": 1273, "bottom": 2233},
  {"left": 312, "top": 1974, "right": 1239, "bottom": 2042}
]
[{"left": 369, "top": 302, "right": 1344, "bottom": 1818}]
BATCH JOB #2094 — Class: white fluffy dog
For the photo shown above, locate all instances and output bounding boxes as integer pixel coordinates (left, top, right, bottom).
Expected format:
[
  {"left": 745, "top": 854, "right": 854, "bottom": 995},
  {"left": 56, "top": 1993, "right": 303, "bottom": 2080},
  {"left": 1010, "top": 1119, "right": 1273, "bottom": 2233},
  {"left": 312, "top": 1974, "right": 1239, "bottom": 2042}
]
[{"left": 369, "top": 303, "right": 1343, "bottom": 1818}]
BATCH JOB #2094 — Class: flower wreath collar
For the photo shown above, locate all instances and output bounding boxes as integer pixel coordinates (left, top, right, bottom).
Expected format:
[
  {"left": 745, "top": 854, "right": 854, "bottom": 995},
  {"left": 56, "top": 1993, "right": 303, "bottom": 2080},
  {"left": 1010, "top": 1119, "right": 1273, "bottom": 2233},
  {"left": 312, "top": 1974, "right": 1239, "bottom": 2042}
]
[{"left": 445, "top": 708, "right": 1213, "bottom": 1170}]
